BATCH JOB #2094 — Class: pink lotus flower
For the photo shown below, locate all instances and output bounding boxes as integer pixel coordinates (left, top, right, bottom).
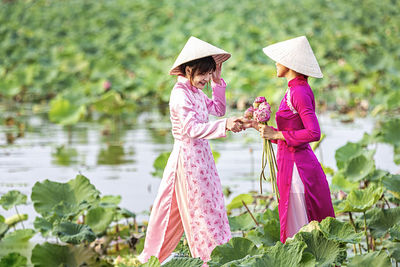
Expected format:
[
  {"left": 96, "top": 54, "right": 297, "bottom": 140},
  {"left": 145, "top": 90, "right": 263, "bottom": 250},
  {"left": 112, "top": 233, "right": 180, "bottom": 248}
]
[
  {"left": 254, "top": 108, "right": 271, "bottom": 123},
  {"left": 244, "top": 106, "right": 255, "bottom": 119},
  {"left": 103, "top": 80, "right": 111, "bottom": 90},
  {"left": 254, "top": 96, "right": 266, "bottom": 103},
  {"left": 259, "top": 102, "right": 271, "bottom": 112}
]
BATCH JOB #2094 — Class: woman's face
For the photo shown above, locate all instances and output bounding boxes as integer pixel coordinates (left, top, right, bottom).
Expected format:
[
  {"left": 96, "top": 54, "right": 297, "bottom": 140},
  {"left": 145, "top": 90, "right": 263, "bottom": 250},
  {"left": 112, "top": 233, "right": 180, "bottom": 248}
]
[
  {"left": 275, "top": 62, "right": 289, "bottom": 77},
  {"left": 186, "top": 66, "right": 213, "bottom": 90}
]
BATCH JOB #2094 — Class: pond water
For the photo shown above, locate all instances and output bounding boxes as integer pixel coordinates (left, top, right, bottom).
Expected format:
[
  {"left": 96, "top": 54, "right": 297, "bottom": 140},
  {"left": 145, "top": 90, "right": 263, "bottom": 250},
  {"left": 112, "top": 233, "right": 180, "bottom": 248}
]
[{"left": 0, "top": 110, "right": 398, "bottom": 230}]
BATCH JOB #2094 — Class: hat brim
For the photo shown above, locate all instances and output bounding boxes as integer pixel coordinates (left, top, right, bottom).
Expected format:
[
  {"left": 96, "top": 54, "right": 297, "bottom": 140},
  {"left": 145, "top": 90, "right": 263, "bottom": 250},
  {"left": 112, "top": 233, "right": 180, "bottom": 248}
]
[{"left": 169, "top": 53, "right": 231, "bottom": 76}]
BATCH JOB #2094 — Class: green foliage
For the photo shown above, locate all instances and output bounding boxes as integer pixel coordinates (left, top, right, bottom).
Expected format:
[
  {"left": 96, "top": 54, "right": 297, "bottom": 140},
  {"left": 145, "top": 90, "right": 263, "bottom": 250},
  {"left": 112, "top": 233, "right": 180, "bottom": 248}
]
[
  {"left": 335, "top": 185, "right": 383, "bottom": 213},
  {"left": 31, "top": 242, "right": 96, "bottom": 267},
  {"left": 208, "top": 237, "right": 259, "bottom": 267},
  {"left": 0, "top": 252, "right": 27, "bottom": 267},
  {"left": 86, "top": 206, "right": 115, "bottom": 235},
  {"left": 347, "top": 251, "right": 391, "bottom": 267},
  {"left": 162, "top": 257, "right": 203, "bottom": 267},
  {"left": 226, "top": 194, "right": 254, "bottom": 212},
  {"left": 318, "top": 217, "right": 363, "bottom": 244},
  {"left": 53, "top": 222, "right": 96, "bottom": 244},
  {"left": 48, "top": 96, "right": 87, "bottom": 126},
  {"left": 31, "top": 174, "right": 100, "bottom": 219},
  {"left": 1, "top": 0, "right": 399, "bottom": 114},
  {"left": 360, "top": 207, "right": 400, "bottom": 238},
  {"left": 152, "top": 152, "right": 171, "bottom": 178},
  {"left": 0, "top": 191, "right": 27, "bottom": 211}
]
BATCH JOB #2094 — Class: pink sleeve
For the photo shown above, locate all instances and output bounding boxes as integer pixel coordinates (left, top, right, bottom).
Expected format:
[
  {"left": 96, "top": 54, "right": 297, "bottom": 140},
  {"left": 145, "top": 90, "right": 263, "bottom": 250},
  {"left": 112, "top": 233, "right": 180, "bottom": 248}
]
[
  {"left": 204, "top": 78, "right": 226, "bottom": 117},
  {"left": 171, "top": 89, "right": 227, "bottom": 140},
  {"left": 281, "top": 87, "right": 321, "bottom": 147}
]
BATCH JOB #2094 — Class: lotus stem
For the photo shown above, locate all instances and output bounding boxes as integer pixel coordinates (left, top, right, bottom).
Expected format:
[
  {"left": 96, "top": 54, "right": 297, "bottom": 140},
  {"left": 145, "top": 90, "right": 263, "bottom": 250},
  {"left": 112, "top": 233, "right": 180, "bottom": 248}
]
[
  {"left": 353, "top": 244, "right": 357, "bottom": 255},
  {"left": 14, "top": 205, "right": 25, "bottom": 229},
  {"left": 359, "top": 243, "right": 362, "bottom": 254},
  {"left": 242, "top": 200, "right": 259, "bottom": 227},
  {"left": 363, "top": 211, "right": 370, "bottom": 252}
]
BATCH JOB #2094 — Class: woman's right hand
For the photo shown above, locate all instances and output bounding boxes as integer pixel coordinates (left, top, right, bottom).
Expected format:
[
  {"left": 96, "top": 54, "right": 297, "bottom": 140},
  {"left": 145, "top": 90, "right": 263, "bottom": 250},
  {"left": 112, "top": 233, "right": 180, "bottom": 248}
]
[
  {"left": 240, "top": 118, "right": 258, "bottom": 130},
  {"left": 226, "top": 117, "right": 243, "bottom": 133}
]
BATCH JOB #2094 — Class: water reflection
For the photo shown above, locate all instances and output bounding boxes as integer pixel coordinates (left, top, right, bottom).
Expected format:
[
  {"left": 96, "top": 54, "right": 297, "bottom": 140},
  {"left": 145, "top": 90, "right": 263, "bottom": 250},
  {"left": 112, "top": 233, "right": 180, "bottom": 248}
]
[{"left": 97, "top": 144, "right": 134, "bottom": 165}]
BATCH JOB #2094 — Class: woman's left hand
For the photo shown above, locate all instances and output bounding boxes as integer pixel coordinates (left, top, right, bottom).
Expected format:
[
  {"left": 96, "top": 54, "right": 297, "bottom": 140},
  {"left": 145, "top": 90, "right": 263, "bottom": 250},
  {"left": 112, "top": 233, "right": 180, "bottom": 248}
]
[
  {"left": 259, "top": 124, "right": 277, "bottom": 140},
  {"left": 212, "top": 63, "right": 222, "bottom": 84}
]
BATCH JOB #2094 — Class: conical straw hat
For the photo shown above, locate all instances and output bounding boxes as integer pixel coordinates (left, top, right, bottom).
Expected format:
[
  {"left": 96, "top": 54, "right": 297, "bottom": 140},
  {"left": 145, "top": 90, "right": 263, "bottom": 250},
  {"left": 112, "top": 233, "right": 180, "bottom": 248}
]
[
  {"left": 169, "top": 36, "right": 231, "bottom": 75},
  {"left": 262, "top": 36, "right": 323, "bottom": 78}
]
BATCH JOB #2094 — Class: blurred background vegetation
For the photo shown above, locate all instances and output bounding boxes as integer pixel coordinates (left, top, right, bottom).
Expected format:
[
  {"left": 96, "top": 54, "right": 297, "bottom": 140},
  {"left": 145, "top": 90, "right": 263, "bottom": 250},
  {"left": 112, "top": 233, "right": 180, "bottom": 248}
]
[{"left": 1, "top": 0, "right": 399, "bottom": 119}]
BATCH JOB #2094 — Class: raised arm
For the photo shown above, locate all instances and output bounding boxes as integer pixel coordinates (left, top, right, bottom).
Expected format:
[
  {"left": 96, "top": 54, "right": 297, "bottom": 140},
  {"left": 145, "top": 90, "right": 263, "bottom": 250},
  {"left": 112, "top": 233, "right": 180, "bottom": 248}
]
[
  {"left": 171, "top": 88, "right": 227, "bottom": 140},
  {"left": 204, "top": 78, "right": 227, "bottom": 117}
]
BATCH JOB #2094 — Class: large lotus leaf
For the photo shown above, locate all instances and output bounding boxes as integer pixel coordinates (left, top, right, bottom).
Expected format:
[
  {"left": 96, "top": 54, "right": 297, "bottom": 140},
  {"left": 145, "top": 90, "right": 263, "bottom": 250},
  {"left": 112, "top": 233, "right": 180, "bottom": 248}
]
[
  {"left": 389, "top": 224, "right": 400, "bottom": 242},
  {"left": 365, "top": 169, "right": 389, "bottom": 182},
  {"left": 331, "top": 171, "right": 359, "bottom": 193},
  {"left": 49, "top": 96, "right": 86, "bottom": 125},
  {"left": 0, "top": 190, "right": 27, "bottom": 211},
  {"left": 335, "top": 142, "right": 364, "bottom": 169},
  {"left": 256, "top": 207, "right": 280, "bottom": 225},
  {"left": 245, "top": 220, "right": 280, "bottom": 247},
  {"left": 384, "top": 240, "right": 400, "bottom": 262},
  {"left": 100, "top": 195, "right": 121, "bottom": 206},
  {"left": 360, "top": 207, "right": 400, "bottom": 238},
  {"left": 33, "top": 217, "right": 53, "bottom": 236},
  {"left": 0, "top": 229, "right": 35, "bottom": 257},
  {"left": 162, "top": 257, "right": 203, "bottom": 267},
  {"left": 218, "top": 241, "right": 308, "bottom": 267},
  {"left": 373, "top": 118, "right": 400, "bottom": 146},
  {"left": 140, "top": 256, "right": 160, "bottom": 267},
  {"left": 0, "top": 252, "right": 27, "bottom": 267},
  {"left": 53, "top": 222, "right": 96, "bottom": 244},
  {"left": 229, "top": 213, "right": 257, "bottom": 232},
  {"left": 382, "top": 174, "right": 400, "bottom": 199},
  {"left": 347, "top": 251, "right": 391, "bottom": 267},
  {"left": 86, "top": 206, "right": 115, "bottom": 235},
  {"left": 318, "top": 217, "right": 363, "bottom": 244},
  {"left": 335, "top": 185, "right": 383, "bottom": 213},
  {"left": 152, "top": 152, "right": 171, "bottom": 178},
  {"left": 92, "top": 90, "right": 133, "bottom": 115},
  {"left": 291, "top": 230, "right": 346, "bottom": 267},
  {"left": 208, "top": 237, "right": 259, "bottom": 267},
  {"left": 31, "top": 175, "right": 100, "bottom": 219},
  {"left": 31, "top": 242, "right": 97, "bottom": 267},
  {"left": 226, "top": 194, "right": 254, "bottom": 212},
  {"left": 343, "top": 152, "right": 375, "bottom": 182}
]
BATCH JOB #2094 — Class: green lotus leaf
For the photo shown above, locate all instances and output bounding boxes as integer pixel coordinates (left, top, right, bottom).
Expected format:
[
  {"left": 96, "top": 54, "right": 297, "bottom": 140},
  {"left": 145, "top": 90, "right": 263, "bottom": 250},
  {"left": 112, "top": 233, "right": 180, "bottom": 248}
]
[
  {"left": 331, "top": 171, "right": 359, "bottom": 193},
  {"left": 335, "top": 185, "right": 383, "bottom": 213},
  {"left": 299, "top": 221, "right": 320, "bottom": 233},
  {"left": 152, "top": 152, "right": 171, "bottom": 178},
  {"left": 347, "top": 251, "right": 391, "bottom": 267},
  {"left": 31, "top": 242, "right": 97, "bottom": 267},
  {"left": 343, "top": 152, "right": 375, "bottom": 182},
  {"left": 360, "top": 207, "right": 400, "bottom": 238},
  {"left": 0, "top": 190, "right": 27, "bottom": 210},
  {"left": 217, "top": 241, "right": 308, "bottom": 267},
  {"left": 208, "top": 237, "right": 259, "bottom": 267},
  {"left": 256, "top": 207, "right": 280, "bottom": 225},
  {"left": 384, "top": 240, "right": 400, "bottom": 262},
  {"left": 49, "top": 96, "right": 86, "bottom": 126},
  {"left": 0, "top": 252, "right": 27, "bottom": 267},
  {"left": 0, "top": 229, "right": 35, "bottom": 257},
  {"left": 53, "top": 222, "right": 96, "bottom": 244},
  {"left": 162, "top": 257, "right": 203, "bottom": 267},
  {"left": 373, "top": 118, "right": 400, "bottom": 146},
  {"left": 228, "top": 213, "right": 258, "bottom": 232},
  {"left": 389, "top": 224, "right": 400, "bottom": 242},
  {"left": 335, "top": 142, "right": 363, "bottom": 169},
  {"left": 365, "top": 169, "right": 389, "bottom": 182},
  {"left": 86, "top": 206, "right": 115, "bottom": 235},
  {"left": 382, "top": 174, "right": 400, "bottom": 200},
  {"left": 291, "top": 230, "right": 346, "bottom": 266},
  {"left": 245, "top": 220, "right": 280, "bottom": 247},
  {"left": 31, "top": 174, "right": 100, "bottom": 219},
  {"left": 226, "top": 194, "right": 254, "bottom": 212},
  {"left": 100, "top": 195, "right": 121, "bottom": 206},
  {"left": 319, "top": 217, "right": 363, "bottom": 244},
  {"left": 117, "top": 208, "right": 136, "bottom": 219},
  {"left": 92, "top": 90, "right": 132, "bottom": 115},
  {"left": 140, "top": 256, "right": 160, "bottom": 267},
  {"left": 33, "top": 217, "right": 53, "bottom": 237},
  {"left": 4, "top": 214, "right": 28, "bottom": 228}
]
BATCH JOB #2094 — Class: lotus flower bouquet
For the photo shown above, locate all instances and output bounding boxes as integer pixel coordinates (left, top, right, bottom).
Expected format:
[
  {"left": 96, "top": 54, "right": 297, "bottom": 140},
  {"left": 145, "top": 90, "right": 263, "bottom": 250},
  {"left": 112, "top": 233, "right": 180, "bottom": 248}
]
[{"left": 244, "top": 97, "right": 279, "bottom": 201}]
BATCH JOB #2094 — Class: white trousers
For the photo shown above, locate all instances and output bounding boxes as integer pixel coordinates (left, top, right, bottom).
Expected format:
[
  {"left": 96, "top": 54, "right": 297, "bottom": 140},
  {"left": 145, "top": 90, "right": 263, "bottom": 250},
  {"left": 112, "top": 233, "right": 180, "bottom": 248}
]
[{"left": 286, "top": 163, "right": 309, "bottom": 238}]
